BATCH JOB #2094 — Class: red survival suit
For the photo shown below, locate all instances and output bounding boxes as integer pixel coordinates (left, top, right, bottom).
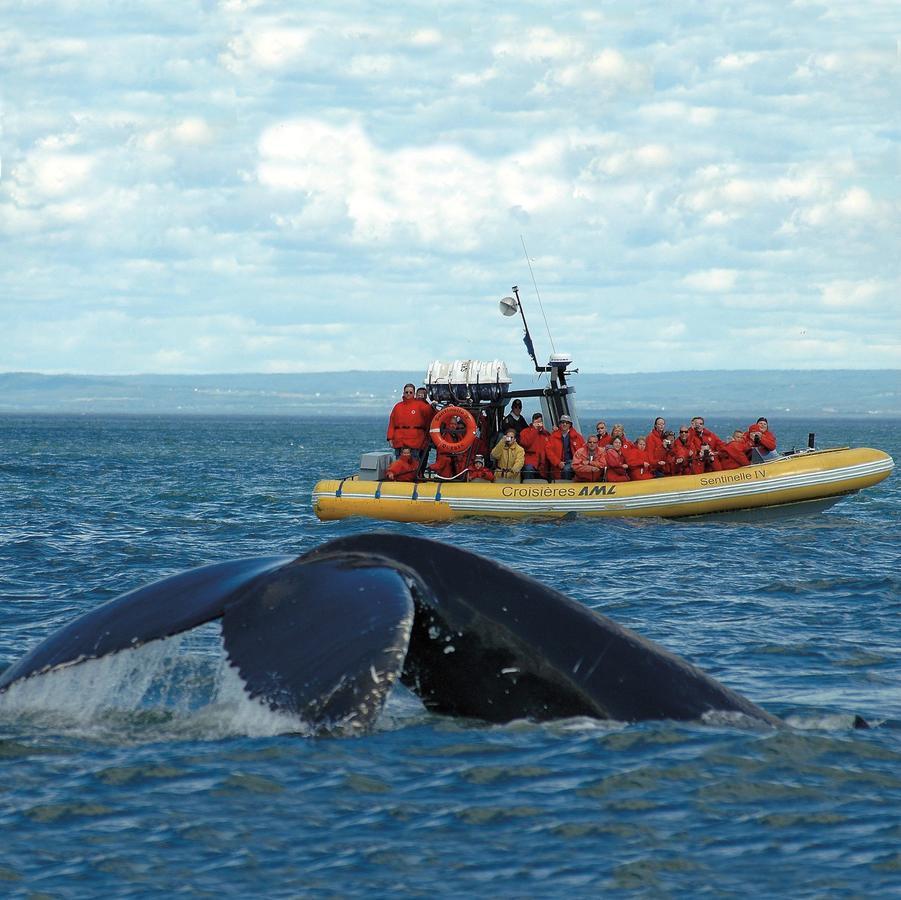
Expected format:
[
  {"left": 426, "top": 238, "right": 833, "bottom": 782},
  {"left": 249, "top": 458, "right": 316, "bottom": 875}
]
[
  {"left": 668, "top": 435, "right": 695, "bottom": 476},
  {"left": 468, "top": 463, "right": 495, "bottom": 482},
  {"left": 385, "top": 455, "right": 419, "bottom": 482},
  {"left": 386, "top": 396, "right": 433, "bottom": 454},
  {"left": 572, "top": 445, "right": 606, "bottom": 482},
  {"left": 519, "top": 424, "right": 551, "bottom": 477},
  {"left": 717, "top": 436, "right": 753, "bottom": 470},
  {"left": 623, "top": 444, "right": 654, "bottom": 480},
  {"left": 744, "top": 421, "right": 777, "bottom": 453},
  {"left": 645, "top": 428, "right": 666, "bottom": 469},
  {"left": 546, "top": 427, "right": 587, "bottom": 479},
  {"left": 603, "top": 444, "right": 630, "bottom": 482}
]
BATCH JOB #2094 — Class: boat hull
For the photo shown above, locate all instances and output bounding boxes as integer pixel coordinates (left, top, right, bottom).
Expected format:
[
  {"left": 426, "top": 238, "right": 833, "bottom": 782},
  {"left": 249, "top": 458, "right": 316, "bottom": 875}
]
[{"left": 312, "top": 447, "right": 893, "bottom": 523}]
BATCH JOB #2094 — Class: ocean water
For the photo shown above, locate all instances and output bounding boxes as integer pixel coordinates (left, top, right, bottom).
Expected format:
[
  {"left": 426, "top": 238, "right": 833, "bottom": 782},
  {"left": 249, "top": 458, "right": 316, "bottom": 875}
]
[{"left": 0, "top": 413, "right": 898, "bottom": 898}]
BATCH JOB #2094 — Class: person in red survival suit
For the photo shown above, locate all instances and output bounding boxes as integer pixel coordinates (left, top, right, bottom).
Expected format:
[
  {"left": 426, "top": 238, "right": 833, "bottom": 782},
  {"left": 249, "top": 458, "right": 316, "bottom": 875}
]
[
  {"left": 686, "top": 416, "right": 724, "bottom": 458},
  {"left": 624, "top": 436, "right": 654, "bottom": 480},
  {"left": 645, "top": 417, "right": 666, "bottom": 464},
  {"left": 546, "top": 414, "right": 586, "bottom": 480},
  {"left": 385, "top": 447, "right": 419, "bottom": 482},
  {"left": 386, "top": 383, "right": 432, "bottom": 459},
  {"left": 467, "top": 453, "right": 495, "bottom": 482},
  {"left": 426, "top": 413, "right": 469, "bottom": 479},
  {"left": 658, "top": 431, "right": 678, "bottom": 476},
  {"left": 690, "top": 437, "right": 720, "bottom": 474},
  {"left": 595, "top": 421, "right": 612, "bottom": 447},
  {"left": 471, "top": 410, "right": 491, "bottom": 460},
  {"left": 604, "top": 436, "right": 631, "bottom": 482},
  {"left": 670, "top": 426, "right": 695, "bottom": 476},
  {"left": 572, "top": 435, "right": 607, "bottom": 482},
  {"left": 716, "top": 430, "right": 753, "bottom": 470},
  {"left": 744, "top": 417, "right": 777, "bottom": 453},
  {"left": 610, "top": 423, "right": 634, "bottom": 450},
  {"left": 519, "top": 412, "right": 551, "bottom": 479},
  {"left": 429, "top": 450, "right": 466, "bottom": 479}
]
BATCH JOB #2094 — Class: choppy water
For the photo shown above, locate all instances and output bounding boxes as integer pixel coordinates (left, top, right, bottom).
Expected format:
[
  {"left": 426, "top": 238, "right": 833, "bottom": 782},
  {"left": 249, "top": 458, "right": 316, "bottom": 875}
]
[{"left": 0, "top": 413, "right": 898, "bottom": 897}]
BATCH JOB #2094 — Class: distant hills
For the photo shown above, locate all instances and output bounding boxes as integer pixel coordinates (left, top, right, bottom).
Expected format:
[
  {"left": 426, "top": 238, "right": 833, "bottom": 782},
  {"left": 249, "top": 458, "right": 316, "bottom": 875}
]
[{"left": 0, "top": 370, "right": 897, "bottom": 417}]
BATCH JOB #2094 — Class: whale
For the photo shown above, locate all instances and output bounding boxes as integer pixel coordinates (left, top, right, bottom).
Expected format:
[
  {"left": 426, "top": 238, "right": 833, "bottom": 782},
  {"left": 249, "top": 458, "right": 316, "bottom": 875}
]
[{"left": 0, "top": 534, "right": 781, "bottom": 733}]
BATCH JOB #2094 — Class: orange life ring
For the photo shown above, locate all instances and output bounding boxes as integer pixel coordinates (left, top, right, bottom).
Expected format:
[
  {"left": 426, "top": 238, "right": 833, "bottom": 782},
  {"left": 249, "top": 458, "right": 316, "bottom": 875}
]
[{"left": 429, "top": 406, "right": 477, "bottom": 455}]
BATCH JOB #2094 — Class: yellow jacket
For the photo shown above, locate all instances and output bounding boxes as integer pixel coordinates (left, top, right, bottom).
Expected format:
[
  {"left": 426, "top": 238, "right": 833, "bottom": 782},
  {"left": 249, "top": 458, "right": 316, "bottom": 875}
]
[{"left": 490, "top": 438, "right": 525, "bottom": 475}]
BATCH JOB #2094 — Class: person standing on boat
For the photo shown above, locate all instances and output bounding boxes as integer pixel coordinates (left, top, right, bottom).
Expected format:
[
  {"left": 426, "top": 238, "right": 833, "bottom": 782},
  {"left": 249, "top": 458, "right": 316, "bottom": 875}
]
[
  {"left": 385, "top": 447, "right": 419, "bottom": 482},
  {"left": 546, "top": 415, "right": 586, "bottom": 480},
  {"left": 502, "top": 399, "right": 528, "bottom": 439},
  {"left": 573, "top": 435, "right": 606, "bottom": 482},
  {"left": 645, "top": 418, "right": 667, "bottom": 463},
  {"left": 491, "top": 428, "right": 525, "bottom": 480},
  {"left": 387, "top": 383, "right": 432, "bottom": 460},
  {"left": 744, "top": 417, "right": 777, "bottom": 453},
  {"left": 520, "top": 413, "right": 551, "bottom": 479},
  {"left": 603, "top": 437, "right": 630, "bottom": 482},
  {"left": 595, "top": 421, "right": 612, "bottom": 447}
]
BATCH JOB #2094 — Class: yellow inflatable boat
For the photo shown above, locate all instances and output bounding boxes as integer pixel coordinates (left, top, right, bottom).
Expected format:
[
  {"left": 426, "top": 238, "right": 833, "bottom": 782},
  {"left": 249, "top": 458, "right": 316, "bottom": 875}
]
[
  {"left": 313, "top": 286, "right": 894, "bottom": 524},
  {"left": 313, "top": 446, "right": 893, "bottom": 523}
]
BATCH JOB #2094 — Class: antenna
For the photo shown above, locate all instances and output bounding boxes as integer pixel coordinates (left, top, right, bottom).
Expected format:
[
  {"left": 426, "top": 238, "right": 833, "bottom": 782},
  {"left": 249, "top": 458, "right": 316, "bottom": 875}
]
[{"left": 521, "top": 236, "right": 556, "bottom": 355}]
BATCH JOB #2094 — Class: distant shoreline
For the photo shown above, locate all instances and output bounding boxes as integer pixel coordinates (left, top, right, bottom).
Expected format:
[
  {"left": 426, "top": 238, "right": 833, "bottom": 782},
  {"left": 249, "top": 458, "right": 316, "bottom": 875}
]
[{"left": 1, "top": 370, "right": 898, "bottom": 417}]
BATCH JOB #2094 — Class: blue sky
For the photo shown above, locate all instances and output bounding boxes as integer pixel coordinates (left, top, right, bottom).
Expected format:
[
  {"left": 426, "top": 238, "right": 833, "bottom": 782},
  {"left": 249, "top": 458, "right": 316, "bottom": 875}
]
[{"left": 1, "top": 1, "right": 899, "bottom": 374}]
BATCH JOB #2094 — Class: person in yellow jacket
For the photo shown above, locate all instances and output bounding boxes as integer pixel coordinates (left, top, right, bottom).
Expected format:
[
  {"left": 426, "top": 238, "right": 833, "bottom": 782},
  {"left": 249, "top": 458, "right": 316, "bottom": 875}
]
[{"left": 490, "top": 428, "right": 525, "bottom": 480}]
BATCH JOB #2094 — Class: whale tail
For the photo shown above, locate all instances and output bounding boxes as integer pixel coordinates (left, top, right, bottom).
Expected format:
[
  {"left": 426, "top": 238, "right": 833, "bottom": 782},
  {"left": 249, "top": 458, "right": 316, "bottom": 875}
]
[{"left": 1, "top": 535, "right": 780, "bottom": 733}]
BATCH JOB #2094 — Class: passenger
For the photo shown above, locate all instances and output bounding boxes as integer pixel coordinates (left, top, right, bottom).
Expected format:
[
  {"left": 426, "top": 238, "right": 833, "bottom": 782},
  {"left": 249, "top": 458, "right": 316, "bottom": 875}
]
[
  {"left": 546, "top": 414, "right": 586, "bottom": 480},
  {"left": 490, "top": 428, "right": 525, "bottom": 480},
  {"left": 671, "top": 426, "right": 695, "bottom": 476},
  {"left": 717, "top": 430, "right": 753, "bottom": 470},
  {"left": 471, "top": 410, "right": 491, "bottom": 460},
  {"left": 572, "top": 435, "right": 607, "bottom": 482},
  {"left": 603, "top": 436, "right": 630, "bottom": 482},
  {"left": 745, "top": 417, "right": 777, "bottom": 453},
  {"left": 623, "top": 436, "right": 654, "bottom": 480},
  {"left": 595, "top": 421, "right": 612, "bottom": 447},
  {"left": 610, "top": 424, "right": 634, "bottom": 450},
  {"left": 659, "top": 430, "right": 678, "bottom": 476},
  {"left": 386, "top": 383, "right": 432, "bottom": 460},
  {"left": 519, "top": 413, "right": 551, "bottom": 479},
  {"left": 429, "top": 449, "right": 466, "bottom": 480},
  {"left": 385, "top": 447, "right": 419, "bottom": 482},
  {"left": 502, "top": 399, "right": 528, "bottom": 439},
  {"left": 691, "top": 438, "right": 719, "bottom": 474},
  {"left": 645, "top": 417, "right": 666, "bottom": 463},
  {"left": 687, "top": 416, "right": 724, "bottom": 457},
  {"left": 468, "top": 454, "right": 495, "bottom": 482}
]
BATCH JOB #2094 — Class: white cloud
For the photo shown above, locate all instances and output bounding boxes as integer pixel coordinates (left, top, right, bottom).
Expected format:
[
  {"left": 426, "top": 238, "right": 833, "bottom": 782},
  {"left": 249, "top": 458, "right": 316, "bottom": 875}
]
[
  {"left": 818, "top": 279, "right": 888, "bottom": 309},
  {"left": 683, "top": 269, "right": 738, "bottom": 292},
  {"left": 221, "top": 27, "right": 312, "bottom": 73},
  {"left": 257, "top": 120, "right": 574, "bottom": 251},
  {"left": 1, "top": 3, "right": 898, "bottom": 374}
]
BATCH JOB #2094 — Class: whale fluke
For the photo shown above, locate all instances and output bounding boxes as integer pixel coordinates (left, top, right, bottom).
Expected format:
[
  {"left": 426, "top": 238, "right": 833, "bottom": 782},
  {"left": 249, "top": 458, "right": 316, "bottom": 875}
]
[
  {"left": 1, "top": 535, "right": 781, "bottom": 732},
  {"left": 303, "top": 535, "right": 781, "bottom": 727}
]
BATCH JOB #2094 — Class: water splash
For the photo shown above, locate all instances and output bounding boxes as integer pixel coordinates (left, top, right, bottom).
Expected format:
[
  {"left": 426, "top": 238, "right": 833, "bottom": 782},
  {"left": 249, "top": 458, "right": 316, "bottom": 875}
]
[{"left": 0, "top": 630, "right": 310, "bottom": 742}]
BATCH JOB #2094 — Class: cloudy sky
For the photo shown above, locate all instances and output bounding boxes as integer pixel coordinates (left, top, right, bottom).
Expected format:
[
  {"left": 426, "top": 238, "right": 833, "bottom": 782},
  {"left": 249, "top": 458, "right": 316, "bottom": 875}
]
[{"left": 2, "top": 1, "right": 899, "bottom": 374}]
